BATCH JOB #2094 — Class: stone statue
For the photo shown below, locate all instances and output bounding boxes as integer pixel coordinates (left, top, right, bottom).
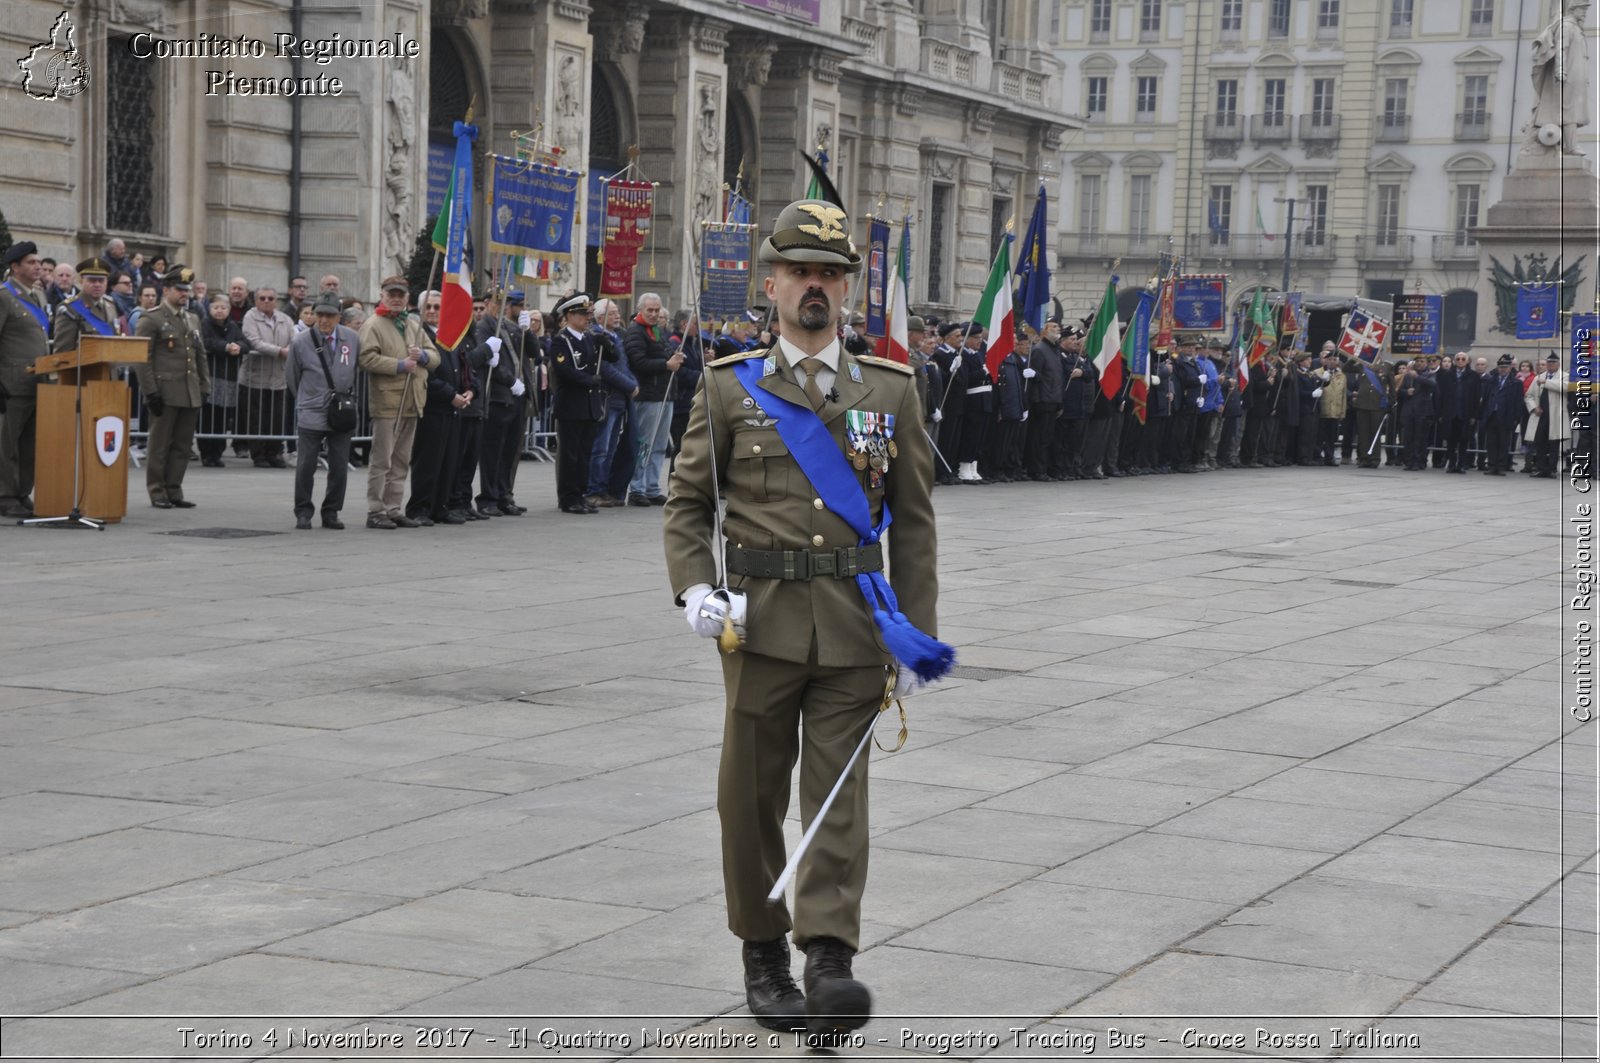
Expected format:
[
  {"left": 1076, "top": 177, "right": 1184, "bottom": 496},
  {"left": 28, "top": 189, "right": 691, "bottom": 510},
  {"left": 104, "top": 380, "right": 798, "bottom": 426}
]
[
  {"left": 554, "top": 53, "right": 583, "bottom": 156},
  {"left": 694, "top": 83, "right": 721, "bottom": 221},
  {"left": 384, "top": 57, "right": 416, "bottom": 273},
  {"left": 1522, "top": 0, "right": 1591, "bottom": 158}
]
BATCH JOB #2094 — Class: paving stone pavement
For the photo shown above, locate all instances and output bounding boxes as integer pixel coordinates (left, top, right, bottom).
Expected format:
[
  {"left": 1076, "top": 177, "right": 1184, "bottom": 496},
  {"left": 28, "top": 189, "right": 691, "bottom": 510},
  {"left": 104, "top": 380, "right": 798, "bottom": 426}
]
[{"left": 0, "top": 459, "right": 1592, "bottom": 1063}]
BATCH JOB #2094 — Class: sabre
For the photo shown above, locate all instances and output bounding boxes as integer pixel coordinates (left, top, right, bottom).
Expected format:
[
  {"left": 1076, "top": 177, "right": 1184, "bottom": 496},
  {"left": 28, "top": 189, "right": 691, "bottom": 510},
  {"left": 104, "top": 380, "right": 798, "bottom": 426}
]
[
  {"left": 925, "top": 427, "right": 953, "bottom": 475},
  {"left": 1367, "top": 413, "right": 1388, "bottom": 457}
]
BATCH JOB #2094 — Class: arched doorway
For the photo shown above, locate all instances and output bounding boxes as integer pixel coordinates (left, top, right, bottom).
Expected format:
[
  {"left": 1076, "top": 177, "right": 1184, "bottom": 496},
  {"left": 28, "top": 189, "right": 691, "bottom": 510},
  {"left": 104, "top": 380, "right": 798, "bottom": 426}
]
[
  {"left": 723, "top": 90, "right": 758, "bottom": 211},
  {"left": 1443, "top": 289, "right": 1478, "bottom": 351},
  {"left": 586, "top": 62, "right": 630, "bottom": 296},
  {"left": 427, "top": 30, "right": 481, "bottom": 223}
]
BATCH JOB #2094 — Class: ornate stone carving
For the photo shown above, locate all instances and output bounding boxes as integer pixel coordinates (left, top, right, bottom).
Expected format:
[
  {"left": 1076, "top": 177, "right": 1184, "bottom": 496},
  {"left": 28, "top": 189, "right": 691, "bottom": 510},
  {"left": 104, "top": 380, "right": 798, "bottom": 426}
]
[
  {"left": 693, "top": 81, "right": 723, "bottom": 221},
  {"left": 431, "top": 0, "right": 486, "bottom": 23},
  {"left": 1207, "top": 141, "right": 1240, "bottom": 160},
  {"left": 552, "top": 50, "right": 585, "bottom": 157},
  {"left": 1519, "top": 1, "right": 1590, "bottom": 161},
  {"left": 691, "top": 19, "right": 728, "bottom": 57},
  {"left": 111, "top": 0, "right": 164, "bottom": 31},
  {"left": 1041, "top": 125, "right": 1063, "bottom": 152},
  {"left": 732, "top": 40, "right": 777, "bottom": 88},
  {"left": 895, "top": 86, "right": 924, "bottom": 118},
  {"left": 967, "top": 103, "right": 997, "bottom": 134},
  {"left": 554, "top": 0, "right": 592, "bottom": 23},
  {"left": 383, "top": 49, "right": 417, "bottom": 274}
]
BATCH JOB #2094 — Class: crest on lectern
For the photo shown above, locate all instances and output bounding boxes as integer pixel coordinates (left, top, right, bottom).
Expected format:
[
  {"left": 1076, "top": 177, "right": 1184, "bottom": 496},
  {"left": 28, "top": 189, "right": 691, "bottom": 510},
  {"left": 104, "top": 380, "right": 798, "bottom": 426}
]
[{"left": 95, "top": 415, "right": 124, "bottom": 467}]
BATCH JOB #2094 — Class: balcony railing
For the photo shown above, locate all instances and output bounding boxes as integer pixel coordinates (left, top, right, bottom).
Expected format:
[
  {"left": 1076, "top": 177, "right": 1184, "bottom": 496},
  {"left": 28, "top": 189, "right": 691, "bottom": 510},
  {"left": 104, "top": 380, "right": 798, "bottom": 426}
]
[
  {"left": 1056, "top": 232, "right": 1168, "bottom": 259},
  {"left": 921, "top": 39, "right": 977, "bottom": 85},
  {"left": 1357, "top": 233, "right": 1415, "bottom": 262},
  {"left": 841, "top": 16, "right": 883, "bottom": 63},
  {"left": 1227, "top": 232, "right": 1340, "bottom": 260},
  {"left": 1376, "top": 113, "right": 1411, "bottom": 141},
  {"left": 1455, "top": 111, "right": 1491, "bottom": 141},
  {"left": 1205, "top": 112, "right": 1244, "bottom": 142},
  {"left": 993, "top": 61, "right": 1049, "bottom": 107},
  {"left": 1299, "top": 113, "right": 1341, "bottom": 145},
  {"left": 1432, "top": 234, "right": 1479, "bottom": 263},
  {"left": 1250, "top": 112, "right": 1292, "bottom": 144}
]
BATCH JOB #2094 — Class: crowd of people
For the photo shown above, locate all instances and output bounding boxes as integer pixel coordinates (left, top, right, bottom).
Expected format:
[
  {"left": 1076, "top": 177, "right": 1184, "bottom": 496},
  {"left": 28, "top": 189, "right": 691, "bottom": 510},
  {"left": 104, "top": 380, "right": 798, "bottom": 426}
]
[{"left": 0, "top": 234, "right": 1585, "bottom": 526}]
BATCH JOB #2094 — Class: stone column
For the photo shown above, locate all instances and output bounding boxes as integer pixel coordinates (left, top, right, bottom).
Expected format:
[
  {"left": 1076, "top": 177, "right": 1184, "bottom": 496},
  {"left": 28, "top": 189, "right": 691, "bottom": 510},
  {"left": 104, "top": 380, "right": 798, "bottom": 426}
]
[
  {"left": 636, "top": 15, "right": 730, "bottom": 310},
  {"left": 755, "top": 46, "right": 842, "bottom": 235}
]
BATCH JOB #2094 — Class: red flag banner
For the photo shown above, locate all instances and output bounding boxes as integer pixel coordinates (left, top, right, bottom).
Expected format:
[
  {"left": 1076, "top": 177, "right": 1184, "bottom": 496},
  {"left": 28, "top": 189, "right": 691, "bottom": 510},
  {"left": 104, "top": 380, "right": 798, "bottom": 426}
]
[{"left": 599, "top": 179, "right": 653, "bottom": 297}]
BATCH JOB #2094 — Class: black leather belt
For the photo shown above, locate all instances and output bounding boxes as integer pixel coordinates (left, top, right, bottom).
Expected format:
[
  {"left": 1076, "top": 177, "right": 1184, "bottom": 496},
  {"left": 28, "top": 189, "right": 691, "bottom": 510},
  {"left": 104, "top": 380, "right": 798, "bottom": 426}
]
[{"left": 726, "top": 543, "right": 883, "bottom": 581}]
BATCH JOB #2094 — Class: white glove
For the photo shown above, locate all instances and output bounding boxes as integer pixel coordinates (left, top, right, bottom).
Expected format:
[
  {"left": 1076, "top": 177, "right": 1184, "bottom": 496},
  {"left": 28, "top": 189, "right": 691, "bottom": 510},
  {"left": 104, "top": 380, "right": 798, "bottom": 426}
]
[
  {"left": 485, "top": 336, "right": 502, "bottom": 369},
  {"left": 1195, "top": 396, "right": 1204, "bottom": 408},
  {"left": 683, "top": 584, "right": 726, "bottom": 638},
  {"left": 932, "top": 409, "right": 943, "bottom": 423},
  {"left": 892, "top": 667, "right": 921, "bottom": 700},
  {"left": 1022, "top": 410, "right": 1030, "bottom": 421},
  {"left": 1022, "top": 368, "right": 1037, "bottom": 379},
  {"left": 1152, "top": 374, "right": 1162, "bottom": 385},
  {"left": 511, "top": 378, "right": 526, "bottom": 397},
  {"left": 1312, "top": 387, "right": 1324, "bottom": 398},
  {"left": 518, "top": 311, "right": 531, "bottom": 330}
]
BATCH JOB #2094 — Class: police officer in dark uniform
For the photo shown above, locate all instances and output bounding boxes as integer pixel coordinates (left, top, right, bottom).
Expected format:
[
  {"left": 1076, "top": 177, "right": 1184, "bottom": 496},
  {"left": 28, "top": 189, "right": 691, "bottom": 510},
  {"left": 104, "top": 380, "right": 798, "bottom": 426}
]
[
  {"left": 134, "top": 266, "right": 210, "bottom": 508},
  {"left": 550, "top": 293, "right": 606, "bottom": 513},
  {"left": 931, "top": 322, "right": 965, "bottom": 485}
]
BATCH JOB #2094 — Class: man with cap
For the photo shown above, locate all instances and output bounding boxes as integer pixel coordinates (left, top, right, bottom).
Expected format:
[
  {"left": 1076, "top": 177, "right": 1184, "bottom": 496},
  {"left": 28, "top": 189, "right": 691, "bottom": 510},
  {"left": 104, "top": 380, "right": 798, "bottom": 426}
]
[
  {"left": 286, "top": 291, "right": 360, "bottom": 528},
  {"left": 550, "top": 292, "right": 607, "bottom": 513},
  {"left": 0, "top": 242, "right": 51, "bottom": 516},
  {"left": 1479, "top": 354, "right": 1523, "bottom": 475},
  {"left": 1397, "top": 354, "right": 1438, "bottom": 470},
  {"left": 358, "top": 275, "right": 438, "bottom": 528},
  {"left": 52, "top": 257, "right": 126, "bottom": 354},
  {"left": 931, "top": 322, "right": 965, "bottom": 485},
  {"left": 1023, "top": 317, "right": 1064, "bottom": 481},
  {"left": 134, "top": 266, "right": 210, "bottom": 508},
  {"left": 663, "top": 198, "right": 940, "bottom": 1040},
  {"left": 1525, "top": 352, "right": 1572, "bottom": 477},
  {"left": 1341, "top": 349, "right": 1393, "bottom": 469},
  {"left": 477, "top": 289, "right": 534, "bottom": 517},
  {"left": 956, "top": 324, "right": 993, "bottom": 483}
]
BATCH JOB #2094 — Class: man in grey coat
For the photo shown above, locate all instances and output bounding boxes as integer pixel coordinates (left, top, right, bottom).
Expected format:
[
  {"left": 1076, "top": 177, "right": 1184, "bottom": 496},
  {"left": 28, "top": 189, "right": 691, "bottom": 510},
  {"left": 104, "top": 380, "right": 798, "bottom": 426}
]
[{"left": 286, "top": 292, "right": 360, "bottom": 529}]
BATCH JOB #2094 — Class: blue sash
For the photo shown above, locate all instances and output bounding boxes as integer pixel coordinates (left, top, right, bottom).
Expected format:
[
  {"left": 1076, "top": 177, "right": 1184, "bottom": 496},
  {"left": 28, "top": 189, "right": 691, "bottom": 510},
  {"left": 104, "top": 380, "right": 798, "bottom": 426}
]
[
  {"left": 1361, "top": 363, "right": 1388, "bottom": 410},
  {"left": 67, "top": 298, "right": 114, "bottom": 336},
  {"left": 730, "top": 358, "right": 955, "bottom": 682},
  {"left": 5, "top": 282, "right": 50, "bottom": 336}
]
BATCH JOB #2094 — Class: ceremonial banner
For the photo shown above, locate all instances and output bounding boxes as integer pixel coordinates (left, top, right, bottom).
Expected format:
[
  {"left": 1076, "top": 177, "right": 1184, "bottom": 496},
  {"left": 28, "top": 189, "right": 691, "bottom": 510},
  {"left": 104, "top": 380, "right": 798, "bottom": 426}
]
[
  {"left": 1087, "top": 276, "right": 1123, "bottom": 399},
  {"left": 1516, "top": 282, "right": 1560, "bottom": 339},
  {"left": 1391, "top": 294, "right": 1442, "bottom": 355},
  {"left": 702, "top": 223, "right": 754, "bottom": 318},
  {"left": 488, "top": 156, "right": 580, "bottom": 261},
  {"left": 599, "top": 179, "right": 652, "bottom": 297},
  {"left": 436, "top": 120, "right": 477, "bottom": 351},
  {"left": 878, "top": 221, "right": 911, "bottom": 364},
  {"left": 976, "top": 234, "right": 1016, "bottom": 381},
  {"left": 1172, "top": 275, "right": 1228, "bottom": 331},
  {"left": 586, "top": 169, "right": 616, "bottom": 248},
  {"left": 1123, "top": 288, "right": 1156, "bottom": 424},
  {"left": 865, "top": 217, "right": 890, "bottom": 339},
  {"left": 1014, "top": 185, "right": 1051, "bottom": 331},
  {"left": 1154, "top": 271, "right": 1176, "bottom": 351},
  {"left": 1338, "top": 307, "right": 1391, "bottom": 362}
]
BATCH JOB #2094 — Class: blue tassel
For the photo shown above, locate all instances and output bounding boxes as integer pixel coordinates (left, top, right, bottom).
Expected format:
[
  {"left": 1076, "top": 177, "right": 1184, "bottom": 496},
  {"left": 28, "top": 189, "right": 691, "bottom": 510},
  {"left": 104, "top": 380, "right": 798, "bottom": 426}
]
[{"left": 874, "top": 608, "right": 957, "bottom": 683}]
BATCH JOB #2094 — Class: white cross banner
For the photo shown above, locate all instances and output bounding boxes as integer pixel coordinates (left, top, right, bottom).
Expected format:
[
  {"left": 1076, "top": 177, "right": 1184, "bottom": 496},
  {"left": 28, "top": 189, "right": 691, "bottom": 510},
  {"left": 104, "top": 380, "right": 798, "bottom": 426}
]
[{"left": 1338, "top": 307, "right": 1391, "bottom": 362}]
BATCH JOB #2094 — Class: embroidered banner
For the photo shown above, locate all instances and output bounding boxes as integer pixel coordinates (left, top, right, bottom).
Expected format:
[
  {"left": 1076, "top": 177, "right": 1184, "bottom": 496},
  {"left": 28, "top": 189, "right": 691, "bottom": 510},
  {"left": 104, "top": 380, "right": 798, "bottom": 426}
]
[
  {"left": 598, "top": 179, "right": 652, "bottom": 296},
  {"left": 1172, "top": 274, "right": 1228, "bottom": 331},
  {"left": 701, "top": 223, "right": 755, "bottom": 318},
  {"left": 488, "top": 156, "right": 581, "bottom": 261}
]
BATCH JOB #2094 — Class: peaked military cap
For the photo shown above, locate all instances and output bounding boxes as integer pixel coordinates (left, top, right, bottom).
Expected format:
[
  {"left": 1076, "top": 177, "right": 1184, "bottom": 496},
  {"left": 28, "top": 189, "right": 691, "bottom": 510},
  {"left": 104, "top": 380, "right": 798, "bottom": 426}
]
[
  {"left": 907, "top": 315, "right": 926, "bottom": 333},
  {"left": 758, "top": 198, "right": 863, "bottom": 273},
  {"left": 166, "top": 265, "right": 195, "bottom": 290},
  {"left": 75, "top": 257, "right": 111, "bottom": 278},
  {"left": 312, "top": 292, "right": 342, "bottom": 315},
  {"left": 1497, "top": 354, "right": 1514, "bottom": 366},
  {"left": 555, "top": 292, "right": 594, "bottom": 317}
]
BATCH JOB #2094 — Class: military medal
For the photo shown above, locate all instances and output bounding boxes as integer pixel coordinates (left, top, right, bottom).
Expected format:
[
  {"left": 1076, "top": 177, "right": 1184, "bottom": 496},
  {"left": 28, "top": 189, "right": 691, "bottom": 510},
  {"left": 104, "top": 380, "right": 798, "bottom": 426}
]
[{"left": 852, "top": 451, "right": 869, "bottom": 470}]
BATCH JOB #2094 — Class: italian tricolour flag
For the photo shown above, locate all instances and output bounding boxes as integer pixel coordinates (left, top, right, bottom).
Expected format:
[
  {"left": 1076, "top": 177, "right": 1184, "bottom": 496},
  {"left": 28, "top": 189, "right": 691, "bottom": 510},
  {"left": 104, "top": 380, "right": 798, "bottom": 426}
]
[
  {"left": 878, "top": 223, "right": 911, "bottom": 364},
  {"left": 976, "top": 234, "right": 1015, "bottom": 380},
  {"left": 1088, "top": 277, "right": 1123, "bottom": 400}
]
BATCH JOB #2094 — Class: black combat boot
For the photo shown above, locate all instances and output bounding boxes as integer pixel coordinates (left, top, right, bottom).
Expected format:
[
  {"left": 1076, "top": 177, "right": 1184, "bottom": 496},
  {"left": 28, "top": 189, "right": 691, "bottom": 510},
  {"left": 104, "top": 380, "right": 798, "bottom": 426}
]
[
  {"left": 742, "top": 937, "right": 806, "bottom": 1032},
  {"left": 803, "top": 936, "right": 871, "bottom": 1041}
]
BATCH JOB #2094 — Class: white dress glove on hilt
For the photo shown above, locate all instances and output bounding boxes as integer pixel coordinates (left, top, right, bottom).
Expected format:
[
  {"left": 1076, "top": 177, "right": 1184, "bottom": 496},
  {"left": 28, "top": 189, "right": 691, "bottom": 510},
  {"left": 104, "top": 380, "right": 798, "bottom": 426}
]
[
  {"left": 683, "top": 584, "right": 725, "bottom": 638},
  {"left": 892, "top": 667, "right": 921, "bottom": 700},
  {"left": 1312, "top": 387, "right": 1323, "bottom": 398},
  {"left": 931, "top": 408, "right": 943, "bottom": 423}
]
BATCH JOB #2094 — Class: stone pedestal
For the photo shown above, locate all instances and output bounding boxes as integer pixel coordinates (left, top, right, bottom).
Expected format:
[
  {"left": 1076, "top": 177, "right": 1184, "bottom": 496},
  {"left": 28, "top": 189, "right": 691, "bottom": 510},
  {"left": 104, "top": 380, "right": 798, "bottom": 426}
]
[{"left": 1474, "top": 153, "right": 1600, "bottom": 351}]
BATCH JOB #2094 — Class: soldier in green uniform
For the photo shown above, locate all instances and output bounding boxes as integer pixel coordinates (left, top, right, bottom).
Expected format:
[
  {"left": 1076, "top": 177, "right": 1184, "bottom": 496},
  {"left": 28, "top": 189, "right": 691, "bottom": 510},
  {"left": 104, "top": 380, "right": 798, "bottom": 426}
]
[
  {"left": 0, "top": 241, "right": 51, "bottom": 517},
  {"left": 663, "top": 199, "right": 940, "bottom": 1038},
  {"left": 1343, "top": 350, "right": 1394, "bottom": 469},
  {"left": 52, "top": 257, "right": 125, "bottom": 354},
  {"left": 135, "top": 266, "right": 210, "bottom": 508}
]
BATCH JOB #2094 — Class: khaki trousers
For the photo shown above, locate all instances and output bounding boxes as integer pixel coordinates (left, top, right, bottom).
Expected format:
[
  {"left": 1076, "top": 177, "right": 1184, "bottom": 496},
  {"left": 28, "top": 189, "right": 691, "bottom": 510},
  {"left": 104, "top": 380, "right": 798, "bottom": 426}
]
[
  {"left": 146, "top": 406, "right": 198, "bottom": 503},
  {"left": 1355, "top": 408, "right": 1385, "bottom": 466},
  {"left": 0, "top": 390, "right": 37, "bottom": 504},
  {"left": 367, "top": 414, "right": 417, "bottom": 516},
  {"left": 718, "top": 648, "right": 884, "bottom": 952}
]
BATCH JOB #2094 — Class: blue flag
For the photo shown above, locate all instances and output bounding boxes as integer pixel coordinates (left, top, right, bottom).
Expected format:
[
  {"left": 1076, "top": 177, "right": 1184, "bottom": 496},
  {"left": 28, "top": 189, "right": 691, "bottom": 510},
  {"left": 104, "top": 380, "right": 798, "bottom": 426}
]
[
  {"left": 1517, "top": 283, "right": 1560, "bottom": 339},
  {"left": 1014, "top": 184, "right": 1051, "bottom": 331}
]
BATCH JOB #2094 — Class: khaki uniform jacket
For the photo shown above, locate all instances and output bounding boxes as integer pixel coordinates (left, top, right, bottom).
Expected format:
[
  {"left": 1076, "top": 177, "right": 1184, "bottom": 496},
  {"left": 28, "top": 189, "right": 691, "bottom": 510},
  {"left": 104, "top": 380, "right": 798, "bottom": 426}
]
[
  {"left": 1347, "top": 358, "right": 1394, "bottom": 412},
  {"left": 51, "top": 294, "right": 124, "bottom": 354},
  {"left": 1317, "top": 365, "right": 1348, "bottom": 419},
  {"left": 0, "top": 283, "right": 50, "bottom": 399},
  {"left": 663, "top": 347, "right": 939, "bottom": 668},
  {"left": 358, "top": 312, "right": 435, "bottom": 419},
  {"left": 134, "top": 301, "right": 210, "bottom": 407}
]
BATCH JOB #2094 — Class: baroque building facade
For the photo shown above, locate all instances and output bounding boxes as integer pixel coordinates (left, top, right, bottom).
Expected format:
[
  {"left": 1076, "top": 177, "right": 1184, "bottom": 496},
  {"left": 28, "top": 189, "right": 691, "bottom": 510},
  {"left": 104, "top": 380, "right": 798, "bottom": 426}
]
[
  {"left": 1048, "top": 0, "right": 1599, "bottom": 348},
  {"left": 2, "top": 0, "right": 1070, "bottom": 316}
]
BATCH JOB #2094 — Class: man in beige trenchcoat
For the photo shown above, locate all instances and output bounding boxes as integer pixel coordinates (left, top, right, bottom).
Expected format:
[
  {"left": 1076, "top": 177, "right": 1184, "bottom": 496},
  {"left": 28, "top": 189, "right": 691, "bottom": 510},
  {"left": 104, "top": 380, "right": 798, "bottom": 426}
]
[{"left": 358, "top": 275, "right": 437, "bottom": 529}]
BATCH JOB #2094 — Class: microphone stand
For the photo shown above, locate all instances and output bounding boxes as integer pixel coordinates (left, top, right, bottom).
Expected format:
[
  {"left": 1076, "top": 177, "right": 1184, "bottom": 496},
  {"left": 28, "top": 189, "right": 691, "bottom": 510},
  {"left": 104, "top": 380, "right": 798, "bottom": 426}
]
[{"left": 23, "top": 339, "right": 103, "bottom": 530}]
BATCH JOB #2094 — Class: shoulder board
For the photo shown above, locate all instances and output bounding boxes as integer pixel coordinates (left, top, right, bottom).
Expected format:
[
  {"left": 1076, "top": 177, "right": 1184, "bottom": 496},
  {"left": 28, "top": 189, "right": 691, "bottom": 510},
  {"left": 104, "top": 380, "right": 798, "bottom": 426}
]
[
  {"left": 854, "top": 355, "right": 914, "bottom": 376},
  {"left": 706, "top": 348, "right": 767, "bottom": 368}
]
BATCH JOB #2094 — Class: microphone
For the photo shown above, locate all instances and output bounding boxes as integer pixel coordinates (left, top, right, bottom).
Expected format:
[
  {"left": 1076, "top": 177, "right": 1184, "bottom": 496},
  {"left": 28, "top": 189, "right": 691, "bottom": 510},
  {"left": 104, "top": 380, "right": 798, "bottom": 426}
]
[{"left": 826, "top": 387, "right": 839, "bottom": 404}]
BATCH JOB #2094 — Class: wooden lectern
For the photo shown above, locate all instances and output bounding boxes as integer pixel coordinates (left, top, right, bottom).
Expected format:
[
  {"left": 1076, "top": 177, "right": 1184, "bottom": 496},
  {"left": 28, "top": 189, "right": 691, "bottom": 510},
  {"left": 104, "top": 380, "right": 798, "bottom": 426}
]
[{"left": 29, "top": 336, "right": 149, "bottom": 523}]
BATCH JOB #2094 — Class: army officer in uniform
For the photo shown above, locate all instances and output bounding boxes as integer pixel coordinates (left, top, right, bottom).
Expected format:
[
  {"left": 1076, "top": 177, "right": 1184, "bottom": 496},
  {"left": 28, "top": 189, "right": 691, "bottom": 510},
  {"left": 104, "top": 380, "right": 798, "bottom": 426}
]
[
  {"left": 0, "top": 241, "right": 51, "bottom": 518},
  {"left": 663, "top": 199, "right": 939, "bottom": 1038},
  {"left": 134, "top": 267, "right": 209, "bottom": 508},
  {"left": 52, "top": 257, "right": 126, "bottom": 354}
]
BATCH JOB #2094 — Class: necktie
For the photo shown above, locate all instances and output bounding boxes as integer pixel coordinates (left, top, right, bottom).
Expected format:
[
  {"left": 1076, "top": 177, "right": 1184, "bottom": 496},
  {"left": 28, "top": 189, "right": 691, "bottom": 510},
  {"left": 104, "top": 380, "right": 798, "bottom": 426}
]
[{"left": 798, "top": 356, "right": 826, "bottom": 411}]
